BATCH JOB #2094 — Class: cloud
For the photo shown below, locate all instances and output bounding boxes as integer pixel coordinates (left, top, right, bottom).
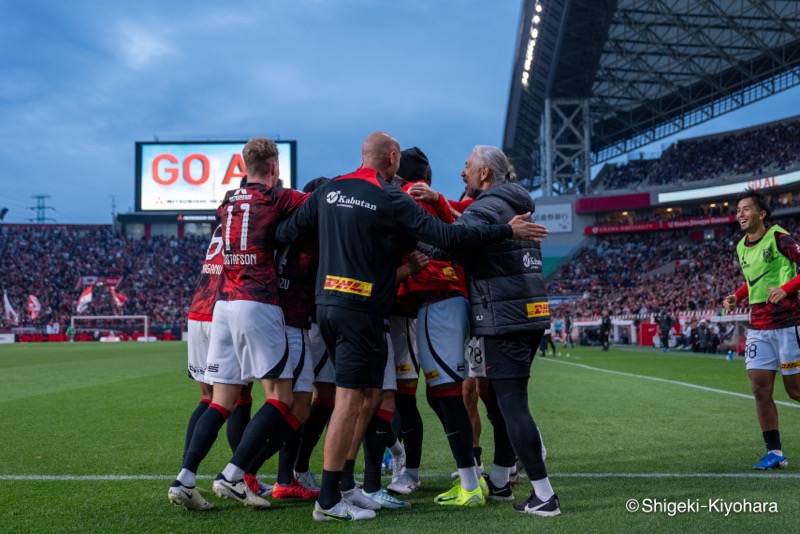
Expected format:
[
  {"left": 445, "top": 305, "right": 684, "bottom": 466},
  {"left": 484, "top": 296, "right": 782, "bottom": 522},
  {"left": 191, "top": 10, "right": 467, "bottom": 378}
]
[{"left": 115, "top": 22, "right": 176, "bottom": 71}]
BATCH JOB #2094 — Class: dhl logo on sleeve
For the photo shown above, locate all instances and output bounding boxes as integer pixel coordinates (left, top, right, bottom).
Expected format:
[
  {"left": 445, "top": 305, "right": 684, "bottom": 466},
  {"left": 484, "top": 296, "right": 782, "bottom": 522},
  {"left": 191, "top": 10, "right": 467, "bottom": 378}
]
[
  {"left": 324, "top": 275, "right": 373, "bottom": 297},
  {"left": 781, "top": 361, "right": 800, "bottom": 370},
  {"left": 396, "top": 364, "right": 411, "bottom": 374},
  {"left": 526, "top": 301, "right": 549, "bottom": 318}
]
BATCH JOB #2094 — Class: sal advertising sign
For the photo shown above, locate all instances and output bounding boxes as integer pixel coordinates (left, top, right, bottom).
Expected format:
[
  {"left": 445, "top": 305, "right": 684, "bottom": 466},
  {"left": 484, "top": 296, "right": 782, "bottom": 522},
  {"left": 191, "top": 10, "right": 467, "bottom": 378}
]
[{"left": 136, "top": 141, "right": 297, "bottom": 211}]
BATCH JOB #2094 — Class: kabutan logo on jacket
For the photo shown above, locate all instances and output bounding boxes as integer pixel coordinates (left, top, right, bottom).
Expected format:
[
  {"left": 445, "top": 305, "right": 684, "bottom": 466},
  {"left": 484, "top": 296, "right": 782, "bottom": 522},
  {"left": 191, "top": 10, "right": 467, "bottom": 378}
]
[
  {"left": 326, "top": 191, "right": 377, "bottom": 211},
  {"left": 523, "top": 252, "right": 542, "bottom": 270}
]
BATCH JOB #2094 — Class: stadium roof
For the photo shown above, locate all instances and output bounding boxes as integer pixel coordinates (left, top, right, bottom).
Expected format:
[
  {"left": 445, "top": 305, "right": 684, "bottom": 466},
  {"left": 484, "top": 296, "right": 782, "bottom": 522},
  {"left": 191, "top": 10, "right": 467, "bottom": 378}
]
[{"left": 504, "top": 0, "right": 800, "bottom": 192}]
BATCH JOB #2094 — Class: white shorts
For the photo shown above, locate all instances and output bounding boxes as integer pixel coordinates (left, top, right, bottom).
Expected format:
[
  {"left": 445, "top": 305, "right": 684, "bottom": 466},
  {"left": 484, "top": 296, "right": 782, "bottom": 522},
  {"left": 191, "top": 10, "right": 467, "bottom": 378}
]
[
  {"left": 390, "top": 316, "right": 419, "bottom": 381},
  {"left": 187, "top": 319, "right": 213, "bottom": 384},
  {"left": 417, "top": 296, "right": 468, "bottom": 387},
  {"left": 286, "top": 326, "right": 314, "bottom": 393},
  {"left": 383, "top": 332, "right": 397, "bottom": 390},
  {"left": 206, "top": 300, "right": 289, "bottom": 385},
  {"left": 308, "top": 322, "right": 336, "bottom": 384},
  {"left": 745, "top": 326, "right": 800, "bottom": 376},
  {"left": 465, "top": 336, "right": 486, "bottom": 378}
]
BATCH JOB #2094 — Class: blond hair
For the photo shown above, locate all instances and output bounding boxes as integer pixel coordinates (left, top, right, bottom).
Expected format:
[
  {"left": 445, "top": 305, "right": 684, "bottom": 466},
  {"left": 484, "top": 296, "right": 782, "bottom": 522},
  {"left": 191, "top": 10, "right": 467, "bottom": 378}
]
[{"left": 243, "top": 138, "right": 279, "bottom": 178}]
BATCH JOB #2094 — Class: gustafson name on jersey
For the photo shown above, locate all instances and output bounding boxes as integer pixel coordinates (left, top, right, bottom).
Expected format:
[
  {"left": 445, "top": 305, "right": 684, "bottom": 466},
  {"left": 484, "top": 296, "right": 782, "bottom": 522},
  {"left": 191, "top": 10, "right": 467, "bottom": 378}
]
[
  {"left": 325, "top": 190, "right": 377, "bottom": 211},
  {"left": 224, "top": 253, "right": 258, "bottom": 265}
]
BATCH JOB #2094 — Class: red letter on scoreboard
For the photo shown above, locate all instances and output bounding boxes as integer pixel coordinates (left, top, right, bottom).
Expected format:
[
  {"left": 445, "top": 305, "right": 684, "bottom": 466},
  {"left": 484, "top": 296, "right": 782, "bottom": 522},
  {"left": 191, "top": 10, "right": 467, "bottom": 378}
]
[
  {"left": 152, "top": 154, "right": 179, "bottom": 185},
  {"left": 223, "top": 153, "right": 247, "bottom": 185},
  {"left": 183, "top": 153, "right": 210, "bottom": 185}
]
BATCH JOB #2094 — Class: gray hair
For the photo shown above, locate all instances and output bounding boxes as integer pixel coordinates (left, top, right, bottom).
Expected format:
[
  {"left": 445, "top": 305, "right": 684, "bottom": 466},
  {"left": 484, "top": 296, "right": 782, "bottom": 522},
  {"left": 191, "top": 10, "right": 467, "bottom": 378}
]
[{"left": 472, "top": 145, "right": 516, "bottom": 185}]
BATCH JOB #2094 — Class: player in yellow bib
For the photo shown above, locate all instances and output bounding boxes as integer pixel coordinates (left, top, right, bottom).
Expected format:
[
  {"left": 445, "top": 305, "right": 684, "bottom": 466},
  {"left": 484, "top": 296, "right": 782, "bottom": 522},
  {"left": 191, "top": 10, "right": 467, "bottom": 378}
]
[{"left": 723, "top": 188, "right": 800, "bottom": 470}]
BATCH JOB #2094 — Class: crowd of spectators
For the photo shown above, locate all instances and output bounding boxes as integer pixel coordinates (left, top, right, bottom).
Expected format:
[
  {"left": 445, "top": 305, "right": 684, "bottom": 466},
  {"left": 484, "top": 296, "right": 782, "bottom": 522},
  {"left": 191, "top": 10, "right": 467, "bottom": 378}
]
[
  {"left": 548, "top": 217, "right": 800, "bottom": 319},
  {"left": 594, "top": 118, "right": 800, "bottom": 190},
  {"left": 597, "top": 159, "right": 659, "bottom": 191},
  {"left": 650, "top": 119, "right": 800, "bottom": 185},
  {"left": 0, "top": 226, "right": 207, "bottom": 332},
  {"left": 4, "top": 210, "right": 800, "bottom": 333}
]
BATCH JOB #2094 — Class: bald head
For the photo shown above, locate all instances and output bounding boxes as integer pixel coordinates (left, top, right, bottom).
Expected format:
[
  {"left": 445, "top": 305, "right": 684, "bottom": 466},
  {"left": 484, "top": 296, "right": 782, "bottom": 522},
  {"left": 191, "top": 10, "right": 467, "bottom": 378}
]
[{"left": 362, "top": 131, "right": 401, "bottom": 181}]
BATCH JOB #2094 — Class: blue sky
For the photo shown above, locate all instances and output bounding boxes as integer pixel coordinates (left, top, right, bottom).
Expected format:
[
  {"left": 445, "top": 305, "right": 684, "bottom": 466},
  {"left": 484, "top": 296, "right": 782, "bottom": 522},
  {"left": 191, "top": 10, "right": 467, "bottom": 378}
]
[{"left": 2, "top": 1, "right": 799, "bottom": 224}]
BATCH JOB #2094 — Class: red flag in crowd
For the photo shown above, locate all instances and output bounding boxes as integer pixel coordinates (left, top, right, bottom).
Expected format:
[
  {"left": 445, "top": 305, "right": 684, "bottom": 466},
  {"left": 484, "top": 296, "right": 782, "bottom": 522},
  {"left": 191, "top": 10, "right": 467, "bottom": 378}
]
[
  {"left": 110, "top": 287, "right": 127, "bottom": 308},
  {"left": 76, "top": 286, "right": 93, "bottom": 313},
  {"left": 27, "top": 295, "right": 41, "bottom": 320},
  {"left": 3, "top": 291, "right": 19, "bottom": 325}
]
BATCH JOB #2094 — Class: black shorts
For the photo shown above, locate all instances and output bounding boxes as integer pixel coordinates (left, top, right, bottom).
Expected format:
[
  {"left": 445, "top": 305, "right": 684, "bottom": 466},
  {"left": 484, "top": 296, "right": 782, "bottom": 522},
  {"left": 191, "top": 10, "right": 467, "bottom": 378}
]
[
  {"left": 317, "top": 304, "right": 388, "bottom": 389},
  {"left": 484, "top": 330, "right": 545, "bottom": 380}
]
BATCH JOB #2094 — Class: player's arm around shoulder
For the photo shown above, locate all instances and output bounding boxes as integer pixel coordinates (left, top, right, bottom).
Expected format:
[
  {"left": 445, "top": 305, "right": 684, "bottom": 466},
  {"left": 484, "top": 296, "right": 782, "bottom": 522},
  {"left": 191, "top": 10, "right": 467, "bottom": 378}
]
[
  {"left": 512, "top": 196, "right": 548, "bottom": 241},
  {"left": 390, "top": 185, "right": 442, "bottom": 234},
  {"left": 276, "top": 188, "right": 317, "bottom": 243},
  {"left": 276, "top": 187, "right": 308, "bottom": 215},
  {"left": 407, "top": 182, "right": 454, "bottom": 223}
]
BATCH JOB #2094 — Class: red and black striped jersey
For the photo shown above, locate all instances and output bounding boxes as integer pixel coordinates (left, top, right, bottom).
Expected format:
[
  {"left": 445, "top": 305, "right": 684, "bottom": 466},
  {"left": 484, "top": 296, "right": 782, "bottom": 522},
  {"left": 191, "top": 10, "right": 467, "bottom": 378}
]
[
  {"left": 217, "top": 183, "right": 306, "bottom": 305},
  {"left": 188, "top": 225, "right": 224, "bottom": 321},
  {"left": 276, "top": 234, "right": 319, "bottom": 329}
]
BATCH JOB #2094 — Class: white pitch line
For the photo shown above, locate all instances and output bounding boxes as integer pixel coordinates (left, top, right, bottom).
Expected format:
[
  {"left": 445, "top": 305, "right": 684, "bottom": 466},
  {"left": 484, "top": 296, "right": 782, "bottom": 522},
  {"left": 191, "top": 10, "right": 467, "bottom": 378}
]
[
  {"left": 552, "top": 478, "right": 800, "bottom": 482},
  {"left": 541, "top": 358, "right": 800, "bottom": 409},
  {"left": 3, "top": 472, "right": 800, "bottom": 481}
]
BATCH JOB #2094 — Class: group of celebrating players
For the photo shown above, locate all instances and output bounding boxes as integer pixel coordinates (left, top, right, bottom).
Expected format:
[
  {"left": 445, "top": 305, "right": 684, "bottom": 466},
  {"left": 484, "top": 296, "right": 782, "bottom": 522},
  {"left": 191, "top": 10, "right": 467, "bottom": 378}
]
[
  {"left": 167, "top": 133, "right": 560, "bottom": 521},
  {"left": 165, "top": 132, "right": 800, "bottom": 522}
]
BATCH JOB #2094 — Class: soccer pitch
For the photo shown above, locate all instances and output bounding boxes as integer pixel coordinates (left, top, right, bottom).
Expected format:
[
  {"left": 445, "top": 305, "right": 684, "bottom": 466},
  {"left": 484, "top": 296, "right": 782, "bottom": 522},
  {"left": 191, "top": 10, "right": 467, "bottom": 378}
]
[{"left": 1, "top": 342, "right": 799, "bottom": 532}]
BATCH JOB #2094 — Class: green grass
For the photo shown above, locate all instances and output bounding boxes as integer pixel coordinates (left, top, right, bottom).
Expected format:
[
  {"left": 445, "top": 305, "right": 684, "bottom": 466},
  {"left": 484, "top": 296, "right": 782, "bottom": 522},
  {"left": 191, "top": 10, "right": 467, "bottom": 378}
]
[{"left": 1, "top": 342, "right": 799, "bottom": 532}]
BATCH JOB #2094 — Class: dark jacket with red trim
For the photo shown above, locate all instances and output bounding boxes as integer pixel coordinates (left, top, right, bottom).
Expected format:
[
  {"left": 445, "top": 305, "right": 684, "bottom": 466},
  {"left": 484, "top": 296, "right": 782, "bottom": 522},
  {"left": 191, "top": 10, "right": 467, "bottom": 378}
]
[{"left": 275, "top": 167, "right": 513, "bottom": 314}]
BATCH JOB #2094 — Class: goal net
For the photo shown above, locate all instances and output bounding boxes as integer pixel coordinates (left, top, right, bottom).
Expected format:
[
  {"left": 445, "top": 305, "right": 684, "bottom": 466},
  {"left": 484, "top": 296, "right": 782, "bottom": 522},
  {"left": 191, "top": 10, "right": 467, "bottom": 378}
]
[{"left": 70, "top": 315, "right": 151, "bottom": 341}]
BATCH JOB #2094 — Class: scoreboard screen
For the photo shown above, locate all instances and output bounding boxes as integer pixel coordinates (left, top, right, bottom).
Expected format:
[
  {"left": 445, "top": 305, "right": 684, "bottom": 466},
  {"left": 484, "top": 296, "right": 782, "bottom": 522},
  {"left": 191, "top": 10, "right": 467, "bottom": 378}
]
[{"left": 135, "top": 140, "right": 296, "bottom": 212}]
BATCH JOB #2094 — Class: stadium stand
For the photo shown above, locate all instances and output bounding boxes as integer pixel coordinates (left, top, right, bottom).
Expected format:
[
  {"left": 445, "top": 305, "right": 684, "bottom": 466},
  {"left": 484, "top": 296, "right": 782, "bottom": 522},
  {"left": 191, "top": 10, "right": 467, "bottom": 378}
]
[
  {"left": 547, "top": 218, "right": 800, "bottom": 319},
  {"left": 650, "top": 119, "right": 800, "bottom": 186},
  {"left": 5, "top": 215, "right": 800, "bottom": 332},
  {"left": 0, "top": 225, "right": 206, "bottom": 332},
  {"left": 5, "top": 103, "right": 798, "bottom": 341},
  {"left": 592, "top": 117, "right": 800, "bottom": 191},
  {"left": 596, "top": 159, "right": 659, "bottom": 192}
]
